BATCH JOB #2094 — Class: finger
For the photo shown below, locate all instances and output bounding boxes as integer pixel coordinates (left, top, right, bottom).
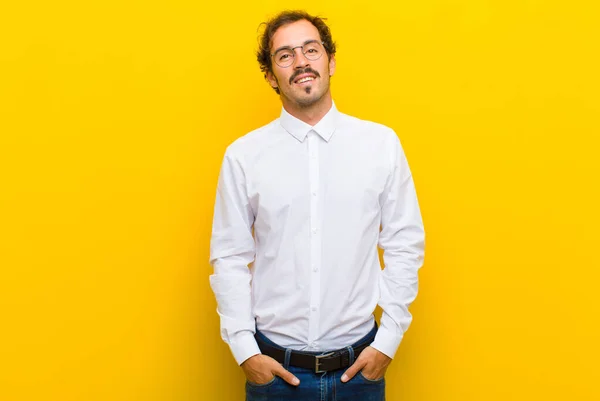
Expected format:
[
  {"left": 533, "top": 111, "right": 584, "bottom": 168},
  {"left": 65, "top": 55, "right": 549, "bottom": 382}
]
[
  {"left": 273, "top": 364, "right": 300, "bottom": 386},
  {"left": 341, "top": 359, "right": 366, "bottom": 383}
]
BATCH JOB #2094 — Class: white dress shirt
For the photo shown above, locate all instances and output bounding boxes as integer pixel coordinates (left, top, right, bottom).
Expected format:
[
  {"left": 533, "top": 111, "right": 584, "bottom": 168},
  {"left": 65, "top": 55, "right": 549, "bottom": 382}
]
[{"left": 209, "top": 102, "right": 425, "bottom": 365}]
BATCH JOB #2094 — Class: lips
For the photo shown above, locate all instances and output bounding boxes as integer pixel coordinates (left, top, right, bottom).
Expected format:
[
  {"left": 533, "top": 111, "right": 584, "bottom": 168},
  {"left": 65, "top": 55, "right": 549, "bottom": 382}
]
[{"left": 294, "top": 73, "right": 317, "bottom": 84}]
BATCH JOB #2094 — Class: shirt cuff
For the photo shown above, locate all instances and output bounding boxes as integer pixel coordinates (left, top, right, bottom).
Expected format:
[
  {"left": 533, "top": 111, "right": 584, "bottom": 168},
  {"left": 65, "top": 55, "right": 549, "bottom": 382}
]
[
  {"left": 370, "top": 324, "right": 403, "bottom": 360},
  {"left": 229, "top": 330, "right": 262, "bottom": 365}
]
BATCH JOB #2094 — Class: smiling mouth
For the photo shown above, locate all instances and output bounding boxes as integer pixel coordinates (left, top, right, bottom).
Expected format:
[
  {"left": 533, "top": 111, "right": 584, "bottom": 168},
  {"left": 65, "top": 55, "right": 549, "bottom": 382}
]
[{"left": 294, "top": 76, "right": 316, "bottom": 84}]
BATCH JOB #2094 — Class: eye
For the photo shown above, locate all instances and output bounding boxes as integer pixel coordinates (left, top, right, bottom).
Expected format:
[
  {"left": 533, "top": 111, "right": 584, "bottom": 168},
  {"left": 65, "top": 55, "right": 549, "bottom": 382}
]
[{"left": 276, "top": 50, "right": 294, "bottom": 62}]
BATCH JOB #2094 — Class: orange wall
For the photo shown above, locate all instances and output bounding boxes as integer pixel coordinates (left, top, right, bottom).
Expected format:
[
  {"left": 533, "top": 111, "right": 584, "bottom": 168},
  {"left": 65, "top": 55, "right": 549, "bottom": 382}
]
[{"left": 1, "top": 1, "right": 599, "bottom": 400}]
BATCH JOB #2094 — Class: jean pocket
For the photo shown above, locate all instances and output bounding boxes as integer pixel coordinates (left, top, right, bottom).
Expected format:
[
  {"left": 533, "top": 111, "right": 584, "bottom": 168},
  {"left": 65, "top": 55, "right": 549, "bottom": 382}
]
[
  {"left": 357, "top": 371, "right": 385, "bottom": 384},
  {"left": 246, "top": 375, "right": 279, "bottom": 388}
]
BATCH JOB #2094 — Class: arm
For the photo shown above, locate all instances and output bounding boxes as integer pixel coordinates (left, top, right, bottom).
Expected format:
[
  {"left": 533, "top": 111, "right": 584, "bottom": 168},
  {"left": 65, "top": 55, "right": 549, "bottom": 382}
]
[
  {"left": 208, "top": 147, "right": 301, "bottom": 386},
  {"left": 370, "top": 131, "right": 426, "bottom": 359},
  {"left": 208, "top": 147, "right": 260, "bottom": 366},
  {"left": 342, "top": 131, "right": 425, "bottom": 383}
]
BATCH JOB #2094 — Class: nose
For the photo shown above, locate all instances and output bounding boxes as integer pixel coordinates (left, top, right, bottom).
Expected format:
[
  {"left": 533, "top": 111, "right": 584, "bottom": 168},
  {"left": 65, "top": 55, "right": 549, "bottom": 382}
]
[{"left": 293, "top": 47, "right": 310, "bottom": 69}]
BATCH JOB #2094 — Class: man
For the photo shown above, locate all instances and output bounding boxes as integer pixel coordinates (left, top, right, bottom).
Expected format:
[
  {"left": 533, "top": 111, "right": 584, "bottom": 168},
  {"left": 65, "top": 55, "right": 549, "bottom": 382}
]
[{"left": 209, "top": 10, "right": 425, "bottom": 400}]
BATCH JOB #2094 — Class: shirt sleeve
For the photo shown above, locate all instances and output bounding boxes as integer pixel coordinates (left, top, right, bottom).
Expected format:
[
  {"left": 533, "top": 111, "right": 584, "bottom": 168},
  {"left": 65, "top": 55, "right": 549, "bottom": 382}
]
[
  {"left": 370, "top": 131, "right": 426, "bottom": 359},
  {"left": 208, "top": 146, "right": 261, "bottom": 365}
]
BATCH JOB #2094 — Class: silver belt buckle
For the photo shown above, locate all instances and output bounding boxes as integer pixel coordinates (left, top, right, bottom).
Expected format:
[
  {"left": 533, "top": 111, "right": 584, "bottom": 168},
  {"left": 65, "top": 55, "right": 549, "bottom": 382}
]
[{"left": 314, "top": 352, "right": 335, "bottom": 373}]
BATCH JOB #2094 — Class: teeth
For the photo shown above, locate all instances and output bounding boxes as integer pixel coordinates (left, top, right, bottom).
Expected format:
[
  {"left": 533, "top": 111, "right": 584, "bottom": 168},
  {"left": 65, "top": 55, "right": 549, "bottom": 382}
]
[{"left": 297, "top": 77, "right": 314, "bottom": 84}]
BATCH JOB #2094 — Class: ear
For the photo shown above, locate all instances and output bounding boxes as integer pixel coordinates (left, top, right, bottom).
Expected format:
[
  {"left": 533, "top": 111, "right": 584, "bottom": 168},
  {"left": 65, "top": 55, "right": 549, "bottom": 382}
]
[
  {"left": 266, "top": 70, "right": 279, "bottom": 91},
  {"left": 328, "top": 54, "right": 336, "bottom": 77}
]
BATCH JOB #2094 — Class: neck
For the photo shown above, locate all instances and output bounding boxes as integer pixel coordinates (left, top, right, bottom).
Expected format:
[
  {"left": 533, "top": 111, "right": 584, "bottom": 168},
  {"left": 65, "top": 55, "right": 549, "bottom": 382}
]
[{"left": 281, "top": 92, "right": 333, "bottom": 126}]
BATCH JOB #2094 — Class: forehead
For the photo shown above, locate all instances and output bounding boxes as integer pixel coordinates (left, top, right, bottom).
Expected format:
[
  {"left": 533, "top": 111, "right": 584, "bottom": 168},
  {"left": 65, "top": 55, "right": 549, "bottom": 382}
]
[{"left": 270, "top": 19, "right": 321, "bottom": 50}]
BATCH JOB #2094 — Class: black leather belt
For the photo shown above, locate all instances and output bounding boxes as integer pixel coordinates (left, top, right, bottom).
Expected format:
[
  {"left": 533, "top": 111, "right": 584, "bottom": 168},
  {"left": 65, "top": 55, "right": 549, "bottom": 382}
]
[{"left": 255, "top": 336, "right": 372, "bottom": 374}]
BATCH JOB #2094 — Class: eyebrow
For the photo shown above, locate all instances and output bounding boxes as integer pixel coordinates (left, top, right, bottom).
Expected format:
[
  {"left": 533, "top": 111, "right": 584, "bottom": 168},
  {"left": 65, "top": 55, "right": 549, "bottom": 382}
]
[{"left": 272, "top": 39, "right": 319, "bottom": 54}]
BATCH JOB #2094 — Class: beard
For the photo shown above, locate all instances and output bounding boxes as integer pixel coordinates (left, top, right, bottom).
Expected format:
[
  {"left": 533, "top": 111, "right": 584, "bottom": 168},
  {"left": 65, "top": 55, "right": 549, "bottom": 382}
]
[
  {"left": 272, "top": 64, "right": 331, "bottom": 108},
  {"left": 284, "top": 75, "right": 330, "bottom": 108}
]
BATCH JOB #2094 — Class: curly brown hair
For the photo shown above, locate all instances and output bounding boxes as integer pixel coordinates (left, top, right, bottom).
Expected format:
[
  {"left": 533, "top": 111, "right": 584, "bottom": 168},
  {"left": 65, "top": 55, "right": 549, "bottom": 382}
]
[{"left": 256, "top": 10, "right": 337, "bottom": 94}]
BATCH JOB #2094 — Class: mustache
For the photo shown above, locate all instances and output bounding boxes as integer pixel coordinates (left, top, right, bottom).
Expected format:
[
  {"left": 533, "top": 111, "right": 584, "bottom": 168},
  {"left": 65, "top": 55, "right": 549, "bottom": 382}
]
[{"left": 289, "top": 68, "right": 321, "bottom": 85}]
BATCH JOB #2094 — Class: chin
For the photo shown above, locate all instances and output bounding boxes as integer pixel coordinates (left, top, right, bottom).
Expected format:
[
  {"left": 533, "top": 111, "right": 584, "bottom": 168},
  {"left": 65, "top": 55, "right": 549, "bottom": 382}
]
[
  {"left": 283, "top": 85, "right": 325, "bottom": 106},
  {"left": 296, "top": 96, "right": 322, "bottom": 108}
]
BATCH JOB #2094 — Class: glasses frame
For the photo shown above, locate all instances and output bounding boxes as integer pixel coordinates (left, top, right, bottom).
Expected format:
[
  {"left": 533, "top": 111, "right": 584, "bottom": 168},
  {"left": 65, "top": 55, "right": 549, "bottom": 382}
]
[{"left": 270, "top": 40, "right": 326, "bottom": 68}]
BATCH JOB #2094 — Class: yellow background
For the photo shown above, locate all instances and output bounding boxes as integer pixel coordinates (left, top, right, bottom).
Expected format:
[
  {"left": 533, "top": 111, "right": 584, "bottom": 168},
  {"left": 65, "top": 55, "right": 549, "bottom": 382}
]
[{"left": 1, "top": 0, "right": 599, "bottom": 400}]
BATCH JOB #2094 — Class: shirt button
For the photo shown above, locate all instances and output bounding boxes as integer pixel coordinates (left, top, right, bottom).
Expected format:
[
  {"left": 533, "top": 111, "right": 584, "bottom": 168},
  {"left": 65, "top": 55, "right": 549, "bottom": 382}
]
[
  {"left": 312, "top": 228, "right": 317, "bottom": 234},
  {"left": 311, "top": 307, "right": 317, "bottom": 312},
  {"left": 312, "top": 191, "right": 317, "bottom": 196},
  {"left": 313, "top": 267, "right": 318, "bottom": 272}
]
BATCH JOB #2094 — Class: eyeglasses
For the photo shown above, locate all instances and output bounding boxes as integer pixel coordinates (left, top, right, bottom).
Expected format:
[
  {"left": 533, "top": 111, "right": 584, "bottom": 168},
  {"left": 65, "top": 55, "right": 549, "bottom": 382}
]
[{"left": 271, "top": 40, "right": 325, "bottom": 68}]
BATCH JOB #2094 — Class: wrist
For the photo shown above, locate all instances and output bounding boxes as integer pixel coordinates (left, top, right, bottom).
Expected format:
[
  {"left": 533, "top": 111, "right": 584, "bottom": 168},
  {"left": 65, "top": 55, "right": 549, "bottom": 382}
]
[{"left": 240, "top": 352, "right": 262, "bottom": 368}]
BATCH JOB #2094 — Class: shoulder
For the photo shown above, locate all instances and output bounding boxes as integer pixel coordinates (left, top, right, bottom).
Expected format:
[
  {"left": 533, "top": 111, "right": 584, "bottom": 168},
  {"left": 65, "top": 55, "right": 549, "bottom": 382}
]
[
  {"left": 337, "top": 112, "right": 400, "bottom": 145},
  {"left": 223, "top": 119, "right": 281, "bottom": 160}
]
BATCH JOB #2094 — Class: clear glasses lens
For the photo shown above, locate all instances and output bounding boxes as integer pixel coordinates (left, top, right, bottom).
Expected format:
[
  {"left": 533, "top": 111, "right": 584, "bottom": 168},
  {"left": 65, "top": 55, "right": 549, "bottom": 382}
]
[
  {"left": 274, "top": 49, "right": 295, "bottom": 67},
  {"left": 274, "top": 42, "right": 324, "bottom": 67},
  {"left": 303, "top": 42, "right": 323, "bottom": 60}
]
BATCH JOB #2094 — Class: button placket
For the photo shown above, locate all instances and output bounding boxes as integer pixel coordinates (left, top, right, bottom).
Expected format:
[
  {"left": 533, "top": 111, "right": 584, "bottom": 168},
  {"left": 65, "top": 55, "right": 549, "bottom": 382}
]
[{"left": 307, "top": 130, "right": 321, "bottom": 347}]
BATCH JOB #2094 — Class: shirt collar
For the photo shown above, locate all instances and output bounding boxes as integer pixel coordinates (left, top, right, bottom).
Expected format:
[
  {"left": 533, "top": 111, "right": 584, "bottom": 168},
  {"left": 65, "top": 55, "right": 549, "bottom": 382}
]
[{"left": 279, "top": 101, "right": 339, "bottom": 143}]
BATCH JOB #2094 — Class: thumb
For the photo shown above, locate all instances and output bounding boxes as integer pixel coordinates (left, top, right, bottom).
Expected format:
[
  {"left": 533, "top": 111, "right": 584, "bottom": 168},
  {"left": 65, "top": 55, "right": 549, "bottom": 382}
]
[
  {"left": 341, "top": 359, "right": 366, "bottom": 383},
  {"left": 273, "top": 364, "right": 300, "bottom": 386}
]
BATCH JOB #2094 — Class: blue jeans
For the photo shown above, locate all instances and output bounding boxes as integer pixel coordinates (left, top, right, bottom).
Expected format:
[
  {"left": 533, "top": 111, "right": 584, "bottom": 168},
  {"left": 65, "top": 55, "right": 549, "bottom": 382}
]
[{"left": 246, "top": 324, "right": 385, "bottom": 401}]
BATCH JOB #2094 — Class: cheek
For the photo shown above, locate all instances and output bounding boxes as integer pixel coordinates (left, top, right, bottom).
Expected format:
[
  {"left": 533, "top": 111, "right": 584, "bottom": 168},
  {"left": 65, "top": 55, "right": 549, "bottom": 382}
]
[
  {"left": 318, "top": 61, "right": 331, "bottom": 79},
  {"left": 276, "top": 72, "right": 291, "bottom": 87}
]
